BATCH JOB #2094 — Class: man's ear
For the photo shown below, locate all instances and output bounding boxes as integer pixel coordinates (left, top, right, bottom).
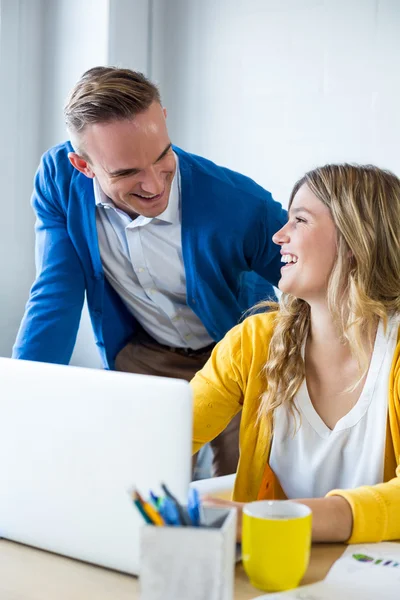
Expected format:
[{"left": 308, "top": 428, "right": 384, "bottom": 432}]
[
  {"left": 68, "top": 152, "right": 95, "bottom": 178},
  {"left": 163, "top": 106, "right": 167, "bottom": 119}
]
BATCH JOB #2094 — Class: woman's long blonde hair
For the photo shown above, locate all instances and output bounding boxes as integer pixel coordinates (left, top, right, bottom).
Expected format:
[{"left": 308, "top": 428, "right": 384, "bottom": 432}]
[{"left": 258, "top": 164, "right": 400, "bottom": 423}]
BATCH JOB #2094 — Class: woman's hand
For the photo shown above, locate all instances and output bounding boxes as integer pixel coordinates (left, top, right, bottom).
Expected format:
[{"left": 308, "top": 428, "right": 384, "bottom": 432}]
[{"left": 202, "top": 495, "right": 244, "bottom": 542}]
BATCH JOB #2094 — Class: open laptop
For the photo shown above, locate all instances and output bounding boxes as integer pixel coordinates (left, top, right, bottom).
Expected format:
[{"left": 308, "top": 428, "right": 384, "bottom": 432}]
[{"left": 0, "top": 357, "right": 192, "bottom": 575}]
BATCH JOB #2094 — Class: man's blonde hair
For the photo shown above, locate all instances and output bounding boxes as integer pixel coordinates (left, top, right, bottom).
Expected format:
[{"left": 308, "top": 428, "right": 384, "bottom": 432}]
[
  {"left": 258, "top": 164, "right": 400, "bottom": 423},
  {"left": 64, "top": 66, "right": 161, "bottom": 155}
]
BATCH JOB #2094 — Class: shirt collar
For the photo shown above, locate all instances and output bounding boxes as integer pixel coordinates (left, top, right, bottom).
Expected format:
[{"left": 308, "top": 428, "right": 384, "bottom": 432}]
[
  {"left": 93, "top": 176, "right": 111, "bottom": 207},
  {"left": 155, "top": 152, "right": 180, "bottom": 224},
  {"left": 93, "top": 151, "right": 181, "bottom": 225}
]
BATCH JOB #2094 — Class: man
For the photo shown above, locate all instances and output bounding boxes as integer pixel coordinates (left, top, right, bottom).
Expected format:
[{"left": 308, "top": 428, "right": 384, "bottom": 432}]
[{"left": 13, "top": 67, "right": 287, "bottom": 476}]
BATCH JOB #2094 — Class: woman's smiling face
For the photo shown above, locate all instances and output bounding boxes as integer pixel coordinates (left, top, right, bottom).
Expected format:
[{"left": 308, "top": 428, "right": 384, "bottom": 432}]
[{"left": 272, "top": 183, "right": 338, "bottom": 302}]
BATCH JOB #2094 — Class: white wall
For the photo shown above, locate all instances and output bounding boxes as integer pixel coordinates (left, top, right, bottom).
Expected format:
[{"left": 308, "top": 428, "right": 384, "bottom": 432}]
[
  {"left": 40, "top": 0, "right": 110, "bottom": 152},
  {"left": 0, "top": 0, "right": 43, "bottom": 357},
  {"left": 0, "top": 0, "right": 150, "bottom": 365},
  {"left": 108, "top": 0, "right": 150, "bottom": 70},
  {"left": 152, "top": 0, "right": 400, "bottom": 207},
  {"left": 3, "top": 0, "right": 400, "bottom": 366},
  {"left": 41, "top": 0, "right": 150, "bottom": 152}
]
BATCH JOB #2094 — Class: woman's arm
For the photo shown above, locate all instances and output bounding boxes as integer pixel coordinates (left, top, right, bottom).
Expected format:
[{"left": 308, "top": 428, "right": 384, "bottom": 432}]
[
  {"left": 191, "top": 323, "right": 246, "bottom": 455},
  {"left": 203, "top": 495, "right": 353, "bottom": 543},
  {"left": 205, "top": 470, "right": 400, "bottom": 544},
  {"left": 292, "top": 496, "right": 353, "bottom": 542},
  {"left": 325, "top": 466, "right": 400, "bottom": 543}
]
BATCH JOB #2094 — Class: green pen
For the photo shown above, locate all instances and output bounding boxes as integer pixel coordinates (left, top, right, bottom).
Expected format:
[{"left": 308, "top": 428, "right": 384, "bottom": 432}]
[{"left": 133, "top": 497, "right": 153, "bottom": 524}]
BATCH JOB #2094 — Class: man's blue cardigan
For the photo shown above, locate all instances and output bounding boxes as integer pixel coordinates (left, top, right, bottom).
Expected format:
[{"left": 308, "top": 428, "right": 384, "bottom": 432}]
[{"left": 13, "top": 143, "right": 287, "bottom": 369}]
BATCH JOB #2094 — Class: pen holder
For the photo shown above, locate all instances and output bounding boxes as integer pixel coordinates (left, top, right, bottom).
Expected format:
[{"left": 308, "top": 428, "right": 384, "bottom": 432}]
[{"left": 139, "top": 506, "right": 237, "bottom": 600}]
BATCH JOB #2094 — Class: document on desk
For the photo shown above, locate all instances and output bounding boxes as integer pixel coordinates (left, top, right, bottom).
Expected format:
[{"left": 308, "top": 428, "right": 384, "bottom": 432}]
[{"left": 252, "top": 542, "right": 400, "bottom": 600}]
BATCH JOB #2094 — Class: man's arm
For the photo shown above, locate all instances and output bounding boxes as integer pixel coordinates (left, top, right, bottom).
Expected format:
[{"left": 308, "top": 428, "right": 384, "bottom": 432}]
[
  {"left": 12, "top": 155, "right": 85, "bottom": 365},
  {"left": 245, "top": 190, "right": 287, "bottom": 287}
]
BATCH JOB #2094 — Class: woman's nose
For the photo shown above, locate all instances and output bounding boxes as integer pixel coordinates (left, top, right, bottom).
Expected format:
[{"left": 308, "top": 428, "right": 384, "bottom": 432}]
[{"left": 272, "top": 223, "right": 290, "bottom": 246}]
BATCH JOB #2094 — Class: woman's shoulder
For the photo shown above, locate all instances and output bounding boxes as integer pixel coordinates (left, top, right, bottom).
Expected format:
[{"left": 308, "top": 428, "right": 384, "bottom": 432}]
[
  {"left": 239, "top": 310, "right": 279, "bottom": 340},
  {"left": 222, "top": 311, "right": 279, "bottom": 360},
  {"left": 240, "top": 310, "right": 279, "bottom": 335}
]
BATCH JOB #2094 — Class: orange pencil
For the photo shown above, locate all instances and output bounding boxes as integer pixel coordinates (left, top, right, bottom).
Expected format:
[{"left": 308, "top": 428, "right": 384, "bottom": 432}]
[{"left": 134, "top": 491, "right": 165, "bottom": 526}]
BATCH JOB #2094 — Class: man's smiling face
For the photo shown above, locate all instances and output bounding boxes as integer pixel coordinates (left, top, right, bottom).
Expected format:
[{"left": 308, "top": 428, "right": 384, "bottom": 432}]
[{"left": 69, "top": 102, "right": 176, "bottom": 218}]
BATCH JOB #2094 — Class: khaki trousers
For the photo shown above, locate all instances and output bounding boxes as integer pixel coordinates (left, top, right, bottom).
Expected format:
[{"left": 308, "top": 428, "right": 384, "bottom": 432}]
[{"left": 114, "top": 330, "right": 240, "bottom": 477}]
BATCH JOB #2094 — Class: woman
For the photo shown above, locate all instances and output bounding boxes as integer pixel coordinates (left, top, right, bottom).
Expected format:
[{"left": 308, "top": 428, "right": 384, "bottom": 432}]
[{"left": 191, "top": 164, "right": 400, "bottom": 544}]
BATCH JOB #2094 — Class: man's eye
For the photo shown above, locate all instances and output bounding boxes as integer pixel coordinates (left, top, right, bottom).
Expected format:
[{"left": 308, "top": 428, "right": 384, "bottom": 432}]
[
  {"left": 114, "top": 171, "right": 138, "bottom": 179},
  {"left": 295, "top": 217, "right": 306, "bottom": 224}
]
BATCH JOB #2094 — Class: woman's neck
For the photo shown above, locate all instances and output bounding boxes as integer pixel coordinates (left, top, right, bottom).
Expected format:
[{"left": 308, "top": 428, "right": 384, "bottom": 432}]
[
  {"left": 308, "top": 302, "right": 345, "bottom": 354},
  {"left": 306, "top": 301, "right": 377, "bottom": 368}
]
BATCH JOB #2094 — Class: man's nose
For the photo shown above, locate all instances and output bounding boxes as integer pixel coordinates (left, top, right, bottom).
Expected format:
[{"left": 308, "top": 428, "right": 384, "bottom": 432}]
[{"left": 139, "top": 166, "right": 164, "bottom": 195}]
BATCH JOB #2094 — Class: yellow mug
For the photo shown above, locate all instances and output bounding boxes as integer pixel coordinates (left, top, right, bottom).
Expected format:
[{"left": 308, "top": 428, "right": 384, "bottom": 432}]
[{"left": 242, "top": 500, "right": 312, "bottom": 592}]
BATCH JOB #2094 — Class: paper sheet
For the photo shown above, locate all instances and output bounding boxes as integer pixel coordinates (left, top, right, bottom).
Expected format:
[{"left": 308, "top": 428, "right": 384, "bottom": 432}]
[
  {"left": 252, "top": 542, "right": 400, "bottom": 599},
  {"left": 190, "top": 474, "right": 235, "bottom": 499}
]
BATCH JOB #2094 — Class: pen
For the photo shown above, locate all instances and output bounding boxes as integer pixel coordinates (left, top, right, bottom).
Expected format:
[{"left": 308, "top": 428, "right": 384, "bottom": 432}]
[
  {"left": 149, "top": 490, "right": 160, "bottom": 509},
  {"left": 158, "top": 496, "right": 181, "bottom": 526},
  {"left": 161, "top": 483, "right": 192, "bottom": 526},
  {"left": 187, "top": 487, "right": 201, "bottom": 526},
  {"left": 134, "top": 491, "right": 165, "bottom": 526},
  {"left": 132, "top": 496, "right": 153, "bottom": 524}
]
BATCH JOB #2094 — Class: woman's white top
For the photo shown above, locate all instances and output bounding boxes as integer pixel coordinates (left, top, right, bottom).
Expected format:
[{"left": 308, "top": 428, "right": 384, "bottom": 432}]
[{"left": 269, "top": 316, "right": 399, "bottom": 499}]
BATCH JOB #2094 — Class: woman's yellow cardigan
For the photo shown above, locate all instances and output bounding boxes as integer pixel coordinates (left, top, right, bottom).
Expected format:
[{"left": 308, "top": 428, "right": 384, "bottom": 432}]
[{"left": 191, "top": 312, "right": 400, "bottom": 544}]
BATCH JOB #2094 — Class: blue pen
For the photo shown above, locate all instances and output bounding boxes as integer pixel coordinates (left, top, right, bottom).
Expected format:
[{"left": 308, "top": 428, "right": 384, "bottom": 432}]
[
  {"left": 187, "top": 487, "right": 201, "bottom": 526},
  {"left": 158, "top": 496, "right": 181, "bottom": 526},
  {"left": 149, "top": 490, "right": 160, "bottom": 509},
  {"left": 161, "top": 483, "right": 191, "bottom": 526}
]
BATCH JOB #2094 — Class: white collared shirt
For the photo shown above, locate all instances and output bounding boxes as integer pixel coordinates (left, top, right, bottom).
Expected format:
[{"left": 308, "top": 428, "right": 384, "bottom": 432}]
[
  {"left": 269, "top": 315, "right": 399, "bottom": 498},
  {"left": 94, "top": 154, "right": 214, "bottom": 349}
]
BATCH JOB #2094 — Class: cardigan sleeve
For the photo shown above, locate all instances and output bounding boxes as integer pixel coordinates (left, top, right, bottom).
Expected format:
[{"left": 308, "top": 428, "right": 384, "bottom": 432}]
[
  {"left": 12, "top": 153, "right": 85, "bottom": 364},
  {"left": 326, "top": 466, "right": 400, "bottom": 543},
  {"left": 190, "top": 322, "right": 246, "bottom": 455}
]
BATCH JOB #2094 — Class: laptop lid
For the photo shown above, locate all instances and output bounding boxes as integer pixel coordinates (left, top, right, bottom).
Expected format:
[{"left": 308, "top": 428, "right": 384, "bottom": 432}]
[{"left": 0, "top": 357, "right": 192, "bottom": 574}]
